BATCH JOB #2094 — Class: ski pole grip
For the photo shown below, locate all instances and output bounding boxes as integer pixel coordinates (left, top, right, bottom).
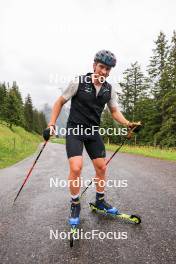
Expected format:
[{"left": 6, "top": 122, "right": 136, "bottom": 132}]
[
  {"left": 43, "top": 128, "right": 50, "bottom": 141},
  {"left": 127, "top": 122, "right": 142, "bottom": 139}
]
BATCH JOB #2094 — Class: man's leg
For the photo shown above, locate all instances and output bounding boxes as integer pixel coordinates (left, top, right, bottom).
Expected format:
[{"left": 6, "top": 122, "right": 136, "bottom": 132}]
[
  {"left": 92, "top": 158, "right": 107, "bottom": 194},
  {"left": 92, "top": 157, "right": 119, "bottom": 214},
  {"left": 66, "top": 132, "right": 83, "bottom": 225},
  {"left": 84, "top": 133, "right": 107, "bottom": 199},
  {"left": 67, "top": 156, "right": 83, "bottom": 225},
  {"left": 68, "top": 156, "right": 83, "bottom": 197}
]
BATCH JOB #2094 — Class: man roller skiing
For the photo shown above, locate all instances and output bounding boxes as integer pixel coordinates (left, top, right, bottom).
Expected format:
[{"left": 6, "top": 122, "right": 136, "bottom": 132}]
[{"left": 44, "top": 50, "right": 139, "bottom": 226}]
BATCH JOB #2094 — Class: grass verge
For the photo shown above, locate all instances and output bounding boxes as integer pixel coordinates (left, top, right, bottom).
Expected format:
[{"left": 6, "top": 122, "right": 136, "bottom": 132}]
[
  {"left": 0, "top": 123, "right": 42, "bottom": 169},
  {"left": 51, "top": 137, "right": 176, "bottom": 161}
]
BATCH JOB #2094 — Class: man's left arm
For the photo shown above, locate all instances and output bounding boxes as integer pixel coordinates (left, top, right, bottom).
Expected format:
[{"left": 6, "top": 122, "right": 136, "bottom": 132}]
[
  {"left": 107, "top": 86, "right": 130, "bottom": 126},
  {"left": 107, "top": 86, "right": 141, "bottom": 132},
  {"left": 109, "top": 106, "right": 130, "bottom": 126}
]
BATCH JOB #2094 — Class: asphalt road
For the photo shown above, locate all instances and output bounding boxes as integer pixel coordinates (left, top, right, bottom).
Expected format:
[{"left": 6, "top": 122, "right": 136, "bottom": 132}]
[{"left": 0, "top": 143, "right": 176, "bottom": 264}]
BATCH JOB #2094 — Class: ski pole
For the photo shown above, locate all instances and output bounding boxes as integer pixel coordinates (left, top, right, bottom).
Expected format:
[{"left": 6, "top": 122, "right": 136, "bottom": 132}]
[
  {"left": 80, "top": 123, "right": 142, "bottom": 198},
  {"left": 13, "top": 141, "right": 48, "bottom": 204}
]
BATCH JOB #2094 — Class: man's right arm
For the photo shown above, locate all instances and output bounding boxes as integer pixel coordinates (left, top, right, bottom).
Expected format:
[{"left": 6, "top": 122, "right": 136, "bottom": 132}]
[
  {"left": 48, "top": 96, "right": 66, "bottom": 127},
  {"left": 48, "top": 77, "right": 79, "bottom": 126}
]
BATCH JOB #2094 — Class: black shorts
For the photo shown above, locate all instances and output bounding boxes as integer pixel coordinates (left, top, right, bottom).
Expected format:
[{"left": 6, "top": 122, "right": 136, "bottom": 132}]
[{"left": 66, "top": 124, "right": 106, "bottom": 160}]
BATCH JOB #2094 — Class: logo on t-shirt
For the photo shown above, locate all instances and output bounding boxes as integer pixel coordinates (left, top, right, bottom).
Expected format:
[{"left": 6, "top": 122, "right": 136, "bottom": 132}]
[{"left": 84, "top": 84, "right": 93, "bottom": 93}]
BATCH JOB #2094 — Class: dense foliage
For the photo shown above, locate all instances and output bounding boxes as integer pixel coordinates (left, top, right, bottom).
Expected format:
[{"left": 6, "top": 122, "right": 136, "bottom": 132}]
[
  {"left": 0, "top": 81, "right": 47, "bottom": 134},
  {"left": 101, "top": 31, "right": 176, "bottom": 147}
]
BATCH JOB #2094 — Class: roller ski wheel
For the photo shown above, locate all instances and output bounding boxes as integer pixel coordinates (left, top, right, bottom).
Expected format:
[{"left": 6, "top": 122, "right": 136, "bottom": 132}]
[
  {"left": 69, "top": 225, "right": 78, "bottom": 247},
  {"left": 89, "top": 202, "right": 141, "bottom": 225},
  {"left": 129, "top": 214, "right": 141, "bottom": 224}
]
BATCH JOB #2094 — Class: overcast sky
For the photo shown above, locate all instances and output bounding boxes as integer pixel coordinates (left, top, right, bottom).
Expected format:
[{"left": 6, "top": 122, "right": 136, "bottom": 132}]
[{"left": 0, "top": 0, "right": 175, "bottom": 109}]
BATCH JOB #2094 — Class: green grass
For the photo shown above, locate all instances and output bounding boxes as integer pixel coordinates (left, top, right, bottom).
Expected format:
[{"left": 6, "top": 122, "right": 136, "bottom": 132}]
[
  {"left": 0, "top": 123, "right": 42, "bottom": 169},
  {"left": 51, "top": 137, "right": 176, "bottom": 161},
  {"left": 106, "top": 144, "right": 176, "bottom": 161}
]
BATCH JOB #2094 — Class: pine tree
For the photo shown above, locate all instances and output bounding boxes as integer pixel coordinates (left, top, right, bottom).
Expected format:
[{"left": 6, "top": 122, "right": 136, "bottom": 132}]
[
  {"left": 156, "top": 31, "right": 176, "bottom": 147},
  {"left": 33, "top": 109, "right": 47, "bottom": 134},
  {"left": 168, "top": 31, "right": 176, "bottom": 90},
  {"left": 155, "top": 90, "right": 176, "bottom": 147},
  {"left": 33, "top": 109, "right": 40, "bottom": 134},
  {"left": 119, "top": 62, "right": 149, "bottom": 121},
  {"left": 38, "top": 111, "right": 47, "bottom": 132},
  {"left": 11, "top": 81, "right": 25, "bottom": 127},
  {"left": 24, "top": 94, "right": 33, "bottom": 132},
  {"left": 148, "top": 31, "right": 169, "bottom": 97},
  {"left": 119, "top": 73, "right": 133, "bottom": 118},
  {"left": 0, "top": 83, "right": 7, "bottom": 121},
  {"left": 4, "top": 87, "right": 22, "bottom": 129},
  {"left": 134, "top": 97, "right": 158, "bottom": 145},
  {"left": 146, "top": 32, "right": 171, "bottom": 146}
]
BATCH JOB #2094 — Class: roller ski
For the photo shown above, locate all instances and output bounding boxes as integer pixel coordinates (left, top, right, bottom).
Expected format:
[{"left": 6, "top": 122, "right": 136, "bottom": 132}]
[
  {"left": 89, "top": 198, "right": 141, "bottom": 225},
  {"left": 68, "top": 201, "right": 81, "bottom": 247}
]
